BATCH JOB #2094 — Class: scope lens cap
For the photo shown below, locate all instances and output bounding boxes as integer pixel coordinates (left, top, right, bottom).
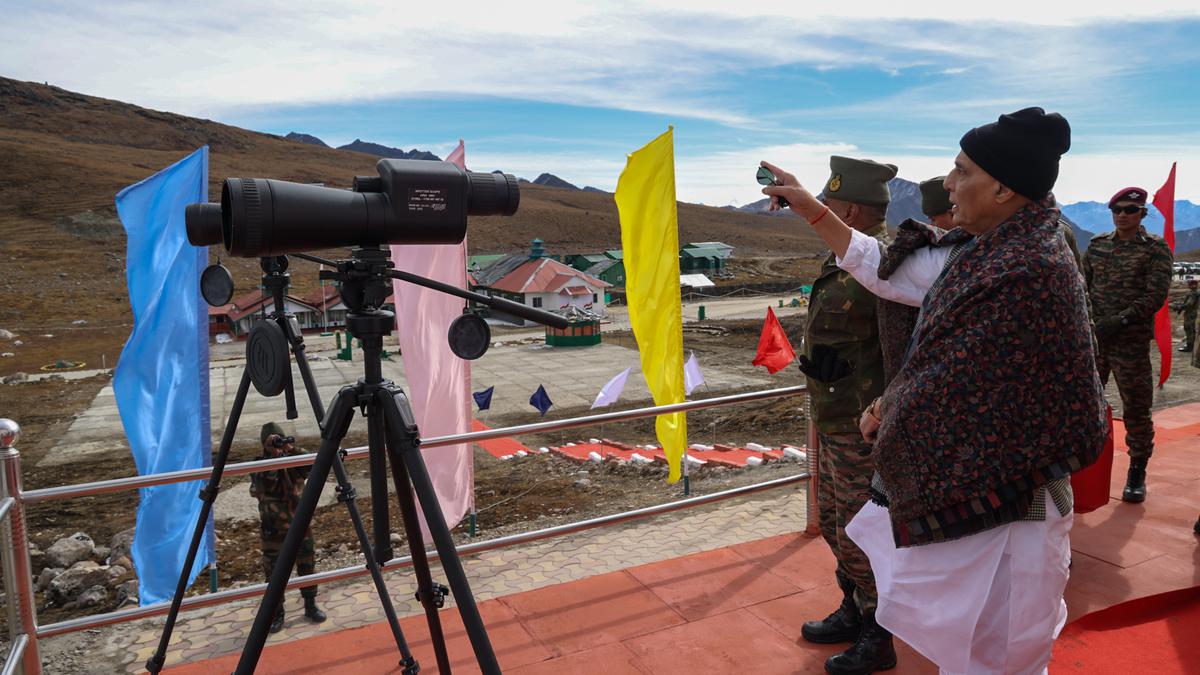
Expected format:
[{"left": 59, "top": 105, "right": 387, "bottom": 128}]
[
  {"left": 247, "top": 320, "right": 290, "bottom": 397},
  {"left": 200, "top": 264, "right": 235, "bottom": 307},
  {"left": 448, "top": 313, "right": 491, "bottom": 361}
]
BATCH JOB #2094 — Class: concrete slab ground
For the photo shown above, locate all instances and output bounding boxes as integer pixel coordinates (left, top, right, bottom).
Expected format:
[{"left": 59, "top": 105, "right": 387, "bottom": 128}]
[{"left": 48, "top": 343, "right": 773, "bottom": 469}]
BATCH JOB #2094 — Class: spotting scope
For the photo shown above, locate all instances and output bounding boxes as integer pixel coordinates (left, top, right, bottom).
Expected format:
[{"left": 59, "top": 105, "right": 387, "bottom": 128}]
[{"left": 186, "top": 159, "right": 520, "bottom": 256}]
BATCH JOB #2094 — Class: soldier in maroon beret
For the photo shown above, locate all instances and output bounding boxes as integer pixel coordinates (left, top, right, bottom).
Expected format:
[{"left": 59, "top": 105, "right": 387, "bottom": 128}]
[{"left": 1082, "top": 186, "right": 1174, "bottom": 503}]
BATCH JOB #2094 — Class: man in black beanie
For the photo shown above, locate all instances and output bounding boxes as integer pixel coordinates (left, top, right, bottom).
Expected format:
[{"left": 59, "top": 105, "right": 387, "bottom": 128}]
[{"left": 762, "top": 107, "right": 1106, "bottom": 675}]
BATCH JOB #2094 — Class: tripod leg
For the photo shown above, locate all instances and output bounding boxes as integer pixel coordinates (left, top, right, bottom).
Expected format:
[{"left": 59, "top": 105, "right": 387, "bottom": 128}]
[
  {"left": 235, "top": 387, "right": 355, "bottom": 675},
  {"left": 378, "top": 388, "right": 500, "bottom": 675},
  {"left": 369, "top": 410, "right": 393, "bottom": 563},
  {"left": 385, "top": 427, "right": 453, "bottom": 675},
  {"left": 145, "top": 369, "right": 252, "bottom": 674},
  {"left": 328, "top": 452, "right": 419, "bottom": 673}
]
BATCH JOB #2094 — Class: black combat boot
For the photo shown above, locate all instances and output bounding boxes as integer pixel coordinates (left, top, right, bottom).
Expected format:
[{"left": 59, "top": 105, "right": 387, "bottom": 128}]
[
  {"left": 825, "top": 610, "right": 897, "bottom": 675},
  {"left": 1122, "top": 458, "right": 1148, "bottom": 503},
  {"left": 303, "top": 594, "right": 327, "bottom": 623},
  {"left": 269, "top": 605, "right": 285, "bottom": 634},
  {"left": 801, "top": 573, "right": 861, "bottom": 644}
]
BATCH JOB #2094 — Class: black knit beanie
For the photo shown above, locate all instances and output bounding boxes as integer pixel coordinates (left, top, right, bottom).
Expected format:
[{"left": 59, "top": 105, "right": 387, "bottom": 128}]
[{"left": 959, "top": 107, "right": 1071, "bottom": 200}]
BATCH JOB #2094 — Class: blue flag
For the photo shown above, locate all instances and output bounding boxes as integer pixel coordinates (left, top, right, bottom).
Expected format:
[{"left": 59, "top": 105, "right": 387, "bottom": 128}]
[
  {"left": 529, "top": 384, "right": 553, "bottom": 417},
  {"left": 473, "top": 386, "right": 495, "bottom": 411},
  {"left": 113, "top": 147, "right": 213, "bottom": 606}
]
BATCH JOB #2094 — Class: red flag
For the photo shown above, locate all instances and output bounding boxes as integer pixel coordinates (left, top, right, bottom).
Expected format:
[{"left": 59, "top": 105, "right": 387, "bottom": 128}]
[
  {"left": 752, "top": 307, "right": 796, "bottom": 374},
  {"left": 1152, "top": 162, "right": 1177, "bottom": 388}
]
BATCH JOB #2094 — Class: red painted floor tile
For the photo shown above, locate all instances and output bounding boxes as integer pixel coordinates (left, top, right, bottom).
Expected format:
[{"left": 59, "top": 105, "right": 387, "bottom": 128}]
[
  {"left": 625, "top": 546, "right": 801, "bottom": 621},
  {"left": 623, "top": 607, "right": 824, "bottom": 674},
  {"left": 730, "top": 532, "right": 839, "bottom": 592},
  {"left": 507, "top": 641, "right": 650, "bottom": 675},
  {"left": 498, "top": 570, "right": 686, "bottom": 657}
]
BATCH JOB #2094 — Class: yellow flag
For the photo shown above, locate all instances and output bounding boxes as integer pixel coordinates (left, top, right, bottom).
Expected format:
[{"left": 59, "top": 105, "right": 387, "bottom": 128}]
[{"left": 614, "top": 127, "right": 687, "bottom": 482}]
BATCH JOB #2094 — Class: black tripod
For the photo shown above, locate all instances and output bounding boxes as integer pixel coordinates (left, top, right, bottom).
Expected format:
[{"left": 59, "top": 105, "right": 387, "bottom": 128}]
[{"left": 147, "top": 255, "right": 426, "bottom": 674}]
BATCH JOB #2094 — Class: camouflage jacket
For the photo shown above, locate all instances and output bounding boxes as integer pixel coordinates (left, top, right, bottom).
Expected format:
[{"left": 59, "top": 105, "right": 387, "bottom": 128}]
[
  {"left": 249, "top": 442, "right": 312, "bottom": 507},
  {"left": 805, "top": 222, "right": 888, "bottom": 433},
  {"left": 1174, "top": 289, "right": 1199, "bottom": 321},
  {"left": 1082, "top": 227, "right": 1173, "bottom": 342}
]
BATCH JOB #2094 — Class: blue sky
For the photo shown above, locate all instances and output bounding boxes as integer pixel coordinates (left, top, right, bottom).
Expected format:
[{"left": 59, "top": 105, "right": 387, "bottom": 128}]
[{"left": 3, "top": 2, "right": 1199, "bottom": 205}]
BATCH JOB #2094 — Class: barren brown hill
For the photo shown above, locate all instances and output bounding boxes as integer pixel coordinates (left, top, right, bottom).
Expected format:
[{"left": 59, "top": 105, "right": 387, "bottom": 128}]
[{"left": 0, "top": 77, "right": 825, "bottom": 374}]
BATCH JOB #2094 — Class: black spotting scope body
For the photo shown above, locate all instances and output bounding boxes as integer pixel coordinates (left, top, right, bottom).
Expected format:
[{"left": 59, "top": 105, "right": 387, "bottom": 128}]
[{"left": 186, "top": 159, "right": 519, "bottom": 256}]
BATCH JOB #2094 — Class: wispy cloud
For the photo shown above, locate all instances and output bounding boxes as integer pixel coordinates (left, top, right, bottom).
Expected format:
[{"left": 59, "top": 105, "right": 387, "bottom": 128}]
[{"left": 1, "top": 2, "right": 1197, "bottom": 203}]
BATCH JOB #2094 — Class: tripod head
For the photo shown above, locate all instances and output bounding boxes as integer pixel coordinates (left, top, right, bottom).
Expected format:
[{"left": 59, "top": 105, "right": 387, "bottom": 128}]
[{"left": 295, "top": 247, "right": 570, "bottom": 363}]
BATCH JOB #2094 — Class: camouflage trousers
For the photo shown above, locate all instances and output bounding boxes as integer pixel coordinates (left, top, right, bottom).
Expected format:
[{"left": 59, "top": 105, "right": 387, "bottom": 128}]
[
  {"left": 259, "top": 501, "right": 318, "bottom": 598},
  {"left": 1095, "top": 339, "right": 1155, "bottom": 461},
  {"left": 817, "top": 431, "right": 878, "bottom": 612},
  {"left": 1185, "top": 312, "right": 1197, "bottom": 349}
]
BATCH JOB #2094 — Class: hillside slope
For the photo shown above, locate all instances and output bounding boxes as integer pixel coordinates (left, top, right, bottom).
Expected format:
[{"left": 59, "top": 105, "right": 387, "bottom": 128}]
[{"left": 0, "top": 77, "right": 827, "bottom": 373}]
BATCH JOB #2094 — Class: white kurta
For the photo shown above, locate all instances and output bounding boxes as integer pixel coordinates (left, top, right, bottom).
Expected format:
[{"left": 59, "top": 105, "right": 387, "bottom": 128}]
[{"left": 837, "top": 228, "right": 1074, "bottom": 675}]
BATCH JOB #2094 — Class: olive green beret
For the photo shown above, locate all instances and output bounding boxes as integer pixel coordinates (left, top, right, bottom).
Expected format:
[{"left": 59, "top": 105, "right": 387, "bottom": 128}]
[
  {"left": 260, "top": 422, "right": 286, "bottom": 445},
  {"left": 920, "top": 176, "right": 952, "bottom": 216},
  {"left": 821, "top": 155, "right": 898, "bottom": 207}
]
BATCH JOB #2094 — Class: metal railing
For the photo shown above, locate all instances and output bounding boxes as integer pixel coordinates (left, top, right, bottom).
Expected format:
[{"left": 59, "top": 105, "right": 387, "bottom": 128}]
[{"left": 0, "top": 384, "right": 813, "bottom": 673}]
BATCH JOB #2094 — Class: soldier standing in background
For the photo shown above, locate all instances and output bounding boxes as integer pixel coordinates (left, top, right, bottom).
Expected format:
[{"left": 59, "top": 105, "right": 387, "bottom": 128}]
[
  {"left": 1172, "top": 279, "right": 1199, "bottom": 351},
  {"left": 1081, "top": 188, "right": 1174, "bottom": 503},
  {"left": 918, "top": 176, "right": 954, "bottom": 231},
  {"left": 252, "top": 422, "right": 327, "bottom": 633},
  {"left": 794, "top": 156, "right": 896, "bottom": 675}
]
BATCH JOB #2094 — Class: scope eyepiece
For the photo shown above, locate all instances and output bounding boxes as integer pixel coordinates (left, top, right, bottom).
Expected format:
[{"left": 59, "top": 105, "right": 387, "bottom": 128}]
[{"left": 184, "top": 203, "right": 224, "bottom": 246}]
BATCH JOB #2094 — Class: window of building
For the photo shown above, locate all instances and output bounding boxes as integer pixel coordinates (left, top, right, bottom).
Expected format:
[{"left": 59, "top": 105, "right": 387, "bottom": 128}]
[
  {"left": 592, "top": 293, "right": 598, "bottom": 303},
  {"left": 532, "top": 297, "right": 542, "bottom": 308}
]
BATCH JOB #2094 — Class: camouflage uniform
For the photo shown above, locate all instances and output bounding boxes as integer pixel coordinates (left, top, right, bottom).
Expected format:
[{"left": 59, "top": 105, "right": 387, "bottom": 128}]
[
  {"left": 806, "top": 222, "right": 888, "bottom": 613},
  {"left": 1172, "top": 287, "right": 1199, "bottom": 350},
  {"left": 251, "top": 436, "right": 318, "bottom": 598},
  {"left": 1082, "top": 227, "right": 1173, "bottom": 461}
]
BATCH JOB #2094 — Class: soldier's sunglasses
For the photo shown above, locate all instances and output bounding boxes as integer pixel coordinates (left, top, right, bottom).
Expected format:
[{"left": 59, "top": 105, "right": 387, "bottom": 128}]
[{"left": 1110, "top": 205, "right": 1144, "bottom": 215}]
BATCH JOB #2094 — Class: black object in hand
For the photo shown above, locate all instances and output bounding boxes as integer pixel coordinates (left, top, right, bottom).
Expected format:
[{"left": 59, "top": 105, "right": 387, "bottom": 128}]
[
  {"left": 797, "top": 344, "right": 854, "bottom": 383},
  {"left": 1093, "top": 315, "right": 1124, "bottom": 340},
  {"left": 756, "top": 166, "right": 790, "bottom": 209},
  {"left": 270, "top": 435, "right": 295, "bottom": 448}
]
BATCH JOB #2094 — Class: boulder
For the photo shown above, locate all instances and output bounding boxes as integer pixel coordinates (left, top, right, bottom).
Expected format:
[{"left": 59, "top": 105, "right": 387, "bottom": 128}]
[
  {"left": 69, "top": 560, "right": 100, "bottom": 570},
  {"left": 47, "top": 566, "right": 109, "bottom": 606},
  {"left": 45, "top": 532, "right": 95, "bottom": 569},
  {"left": 2, "top": 372, "right": 27, "bottom": 385},
  {"left": 109, "top": 528, "right": 135, "bottom": 565},
  {"left": 107, "top": 565, "right": 127, "bottom": 581},
  {"left": 111, "top": 555, "right": 133, "bottom": 571},
  {"left": 36, "top": 567, "right": 64, "bottom": 591},
  {"left": 0, "top": 329, "right": 14, "bottom": 339},
  {"left": 92, "top": 546, "right": 111, "bottom": 563},
  {"left": 115, "top": 580, "right": 139, "bottom": 608},
  {"left": 73, "top": 585, "right": 108, "bottom": 608}
]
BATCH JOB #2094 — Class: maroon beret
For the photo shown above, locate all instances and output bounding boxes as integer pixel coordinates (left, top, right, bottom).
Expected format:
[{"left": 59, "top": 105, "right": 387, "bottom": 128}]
[{"left": 1108, "top": 186, "right": 1148, "bottom": 208}]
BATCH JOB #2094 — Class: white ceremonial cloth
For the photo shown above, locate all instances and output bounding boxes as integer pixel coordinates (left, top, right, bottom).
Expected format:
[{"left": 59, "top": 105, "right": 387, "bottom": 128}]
[
  {"left": 836, "top": 227, "right": 950, "bottom": 307},
  {"left": 847, "top": 497, "right": 1072, "bottom": 675}
]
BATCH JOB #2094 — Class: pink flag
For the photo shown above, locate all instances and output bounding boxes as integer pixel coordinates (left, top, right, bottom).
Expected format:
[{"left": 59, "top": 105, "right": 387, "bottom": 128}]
[{"left": 391, "top": 139, "right": 472, "bottom": 534}]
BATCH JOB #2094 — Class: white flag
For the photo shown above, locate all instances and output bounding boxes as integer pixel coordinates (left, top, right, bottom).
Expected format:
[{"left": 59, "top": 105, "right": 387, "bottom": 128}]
[
  {"left": 684, "top": 351, "right": 705, "bottom": 395},
  {"left": 591, "top": 367, "right": 632, "bottom": 409}
]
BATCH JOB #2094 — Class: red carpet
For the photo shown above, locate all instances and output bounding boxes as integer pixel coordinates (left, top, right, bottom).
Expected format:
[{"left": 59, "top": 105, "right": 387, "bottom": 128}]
[{"left": 1051, "top": 585, "right": 1200, "bottom": 673}]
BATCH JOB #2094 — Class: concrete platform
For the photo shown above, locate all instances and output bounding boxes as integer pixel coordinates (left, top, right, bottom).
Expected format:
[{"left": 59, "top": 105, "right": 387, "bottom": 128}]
[{"left": 118, "top": 404, "right": 1200, "bottom": 674}]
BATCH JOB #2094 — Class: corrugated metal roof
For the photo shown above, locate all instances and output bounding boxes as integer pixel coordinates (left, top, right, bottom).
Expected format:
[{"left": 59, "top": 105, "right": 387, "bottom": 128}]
[{"left": 490, "top": 258, "right": 611, "bottom": 294}]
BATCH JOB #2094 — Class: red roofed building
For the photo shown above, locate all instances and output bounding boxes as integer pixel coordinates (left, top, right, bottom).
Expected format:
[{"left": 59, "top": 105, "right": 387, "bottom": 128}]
[
  {"left": 207, "top": 289, "right": 320, "bottom": 338},
  {"left": 473, "top": 240, "right": 610, "bottom": 326}
]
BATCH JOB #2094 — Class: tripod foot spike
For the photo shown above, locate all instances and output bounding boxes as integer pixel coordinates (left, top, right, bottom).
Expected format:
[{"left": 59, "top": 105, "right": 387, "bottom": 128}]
[{"left": 400, "top": 656, "right": 421, "bottom": 674}]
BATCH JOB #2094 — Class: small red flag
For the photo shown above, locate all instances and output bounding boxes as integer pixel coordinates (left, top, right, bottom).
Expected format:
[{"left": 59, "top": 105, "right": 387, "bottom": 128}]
[
  {"left": 752, "top": 307, "right": 796, "bottom": 374},
  {"left": 1152, "top": 162, "right": 1177, "bottom": 388}
]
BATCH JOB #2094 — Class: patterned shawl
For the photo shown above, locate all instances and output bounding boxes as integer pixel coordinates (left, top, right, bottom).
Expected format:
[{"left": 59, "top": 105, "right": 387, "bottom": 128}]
[{"left": 872, "top": 197, "right": 1107, "bottom": 547}]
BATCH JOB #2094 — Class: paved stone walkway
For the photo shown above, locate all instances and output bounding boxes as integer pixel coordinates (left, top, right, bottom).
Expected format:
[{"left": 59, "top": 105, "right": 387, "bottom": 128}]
[{"left": 116, "top": 484, "right": 807, "bottom": 672}]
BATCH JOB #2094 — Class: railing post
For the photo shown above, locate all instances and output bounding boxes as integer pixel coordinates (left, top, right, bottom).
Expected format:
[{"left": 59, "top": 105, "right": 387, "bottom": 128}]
[
  {"left": 804, "top": 397, "right": 820, "bottom": 537},
  {"left": 0, "top": 420, "right": 43, "bottom": 674}
]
